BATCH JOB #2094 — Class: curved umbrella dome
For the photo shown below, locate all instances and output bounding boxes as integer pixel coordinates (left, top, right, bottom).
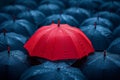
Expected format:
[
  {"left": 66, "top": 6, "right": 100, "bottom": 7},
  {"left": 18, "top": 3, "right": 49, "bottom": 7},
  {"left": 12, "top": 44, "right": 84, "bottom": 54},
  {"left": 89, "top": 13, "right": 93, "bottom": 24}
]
[
  {"left": 20, "top": 61, "right": 87, "bottom": 80},
  {"left": 24, "top": 23, "right": 94, "bottom": 61},
  {"left": 64, "top": 7, "right": 91, "bottom": 24},
  {"left": 42, "top": 14, "right": 79, "bottom": 27}
]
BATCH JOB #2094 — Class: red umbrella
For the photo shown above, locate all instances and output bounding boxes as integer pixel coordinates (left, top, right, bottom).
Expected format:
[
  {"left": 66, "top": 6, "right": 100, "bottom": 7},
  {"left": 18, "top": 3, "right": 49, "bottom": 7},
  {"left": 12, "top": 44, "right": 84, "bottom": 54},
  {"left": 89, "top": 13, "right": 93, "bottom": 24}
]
[{"left": 24, "top": 20, "right": 94, "bottom": 61}]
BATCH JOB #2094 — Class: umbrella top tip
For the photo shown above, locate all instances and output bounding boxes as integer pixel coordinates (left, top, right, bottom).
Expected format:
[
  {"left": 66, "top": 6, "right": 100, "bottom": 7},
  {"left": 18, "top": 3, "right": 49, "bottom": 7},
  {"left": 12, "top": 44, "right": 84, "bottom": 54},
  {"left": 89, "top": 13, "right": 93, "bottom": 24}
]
[
  {"left": 2, "top": 28, "right": 6, "bottom": 36},
  {"left": 94, "top": 22, "right": 97, "bottom": 29},
  {"left": 103, "top": 50, "right": 107, "bottom": 60},
  {"left": 58, "top": 19, "right": 60, "bottom": 27},
  {"left": 7, "top": 45, "right": 10, "bottom": 54}
]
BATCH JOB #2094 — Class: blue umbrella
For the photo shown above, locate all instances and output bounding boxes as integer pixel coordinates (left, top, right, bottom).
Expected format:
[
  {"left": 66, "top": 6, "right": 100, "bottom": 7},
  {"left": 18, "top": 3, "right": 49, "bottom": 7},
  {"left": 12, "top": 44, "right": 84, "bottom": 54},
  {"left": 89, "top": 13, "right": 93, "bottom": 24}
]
[
  {"left": 68, "top": 0, "right": 104, "bottom": 13},
  {"left": 107, "top": 38, "right": 120, "bottom": 54},
  {"left": 0, "top": 49, "right": 30, "bottom": 80},
  {"left": 0, "top": 32, "right": 27, "bottom": 52},
  {"left": 15, "top": 0, "right": 37, "bottom": 9},
  {"left": 80, "top": 25, "right": 113, "bottom": 51},
  {"left": 100, "top": 1, "right": 120, "bottom": 13},
  {"left": 38, "top": 4, "right": 63, "bottom": 16},
  {"left": 79, "top": 51, "right": 120, "bottom": 80},
  {"left": 0, "top": 19, "right": 36, "bottom": 37},
  {"left": 64, "top": 7, "right": 91, "bottom": 24},
  {"left": 113, "top": 25, "right": 120, "bottom": 39},
  {"left": 0, "top": 13, "right": 12, "bottom": 24},
  {"left": 0, "top": 5, "right": 27, "bottom": 15},
  {"left": 39, "top": 0, "right": 65, "bottom": 8},
  {"left": 80, "top": 17, "right": 113, "bottom": 30},
  {"left": 42, "top": 14, "right": 79, "bottom": 27},
  {"left": 20, "top": 61, "right": 87, "bottom": 80},
  {"left": 17, "top": 10, "right": 46, "bottom": 27},
  {"left": 94, "top": 11, "right": 120, "bottom": 27}
]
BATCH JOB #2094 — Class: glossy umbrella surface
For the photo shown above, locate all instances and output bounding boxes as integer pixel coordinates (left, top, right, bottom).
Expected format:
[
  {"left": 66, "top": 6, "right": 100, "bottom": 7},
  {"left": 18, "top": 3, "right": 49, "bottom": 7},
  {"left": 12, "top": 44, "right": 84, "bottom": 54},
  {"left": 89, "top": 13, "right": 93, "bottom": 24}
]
[
  {"left": 0, "top": 50, "right": 30, "bottom": 80},
  {"left": 79, "top": 51, "right": 120, "bottom": 80},
  {"left": 20, "top": 61, "right": 87, "bottom": 80},
  {"left": 80, "top": 25, "right": 113, "bottom": 51},
  {"left": 24, "top": 23, "right": 94, "bottom": 61},
  {"left": 42, "top": 14, "right": 79, "bottom": 27},
  {"left": 0, "top": 32, "right": 27, "bottom": 52}
]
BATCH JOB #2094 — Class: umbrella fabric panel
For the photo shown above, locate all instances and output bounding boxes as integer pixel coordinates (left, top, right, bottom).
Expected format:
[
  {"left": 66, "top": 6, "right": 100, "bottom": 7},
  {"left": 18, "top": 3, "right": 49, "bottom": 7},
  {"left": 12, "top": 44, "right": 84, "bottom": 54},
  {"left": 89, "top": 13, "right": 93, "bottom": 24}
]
[
  {"left": 0, "top": 5, "right": 28, "bottom": 15},
  {"left": 68, "top": 0, "right": 104, "bottom": 13},
  {"left": 100, "top": 1, "right": 120, "bottom": 13},
  {"left": 24, "top": 24, "right": 94, "bottom": 61},
  {"left": 107, "top": 38, "right": 120, "bottom": 54},
  {"left": 20, "top": 61, "right": 87, "bottom": 80},
  {"left": 15, "top": 0, "right": 37, "bottom": 9},
  {"left": 80, "top": 25, "right": 113, "bottom": 51},
  {"left": 0, "top": 13, "right": 12, "bottom": 24},
  {"left": 17, "top": 10, "right": 46, "bottom": 27},
  {"left": 39, "top": 0, "right": 65, "bottom": 8},
  {"left": 0, "top": 50, "right": 30, "bottom": 80},
  {"left": 64, "top": 7, "right": 91, "bottom": 24},
  {"left": 38, "top": 4, "right": 63, "bottom": 16},
  {"left": 0, "top": 20, "right": 36, "bottom": 37},
  {"left": 80, "top": 17, "right": 114, "bottom": 30},
  {"left": 41, "top": 14, "right": 79, "bottom": 27},
  {"left": 80, "top": 52, "right": 120, "bottom": 80},
  {"left": 0, "top": 32, "right": 27, "bottom": 51},
  {"left": 113, "top": 26, "right": 120, "bottom": 39},
  {"left": 94, "top": 11, "right": 120, "bottom": 27}
]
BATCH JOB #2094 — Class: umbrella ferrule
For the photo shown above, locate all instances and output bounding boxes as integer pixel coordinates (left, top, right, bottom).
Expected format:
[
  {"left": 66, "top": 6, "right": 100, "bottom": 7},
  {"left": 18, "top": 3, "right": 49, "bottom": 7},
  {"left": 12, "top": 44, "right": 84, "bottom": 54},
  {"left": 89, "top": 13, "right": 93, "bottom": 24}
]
[
  {"left": 2, "top": 28, "right": 6, "bottom": 36},
  {"left": 52, "top": 20, "right": 54, "bottom": 24},
  {"left": 103, "top": 50, "right": 107, "bottom": 60},
  {"left": 94, "top": 22, "right": 97, "bottom": 29},
  {"left": 7, "top": 46, "right": 10, "bottom": 54},
  {"left": 58, "top": 19, "right": 60, "bottom": 27}
]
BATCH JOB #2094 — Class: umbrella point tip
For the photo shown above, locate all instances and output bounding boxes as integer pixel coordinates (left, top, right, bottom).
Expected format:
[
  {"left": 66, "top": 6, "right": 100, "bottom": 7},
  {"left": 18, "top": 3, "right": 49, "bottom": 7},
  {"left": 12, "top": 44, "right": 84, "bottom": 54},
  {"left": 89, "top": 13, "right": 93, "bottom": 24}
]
[
  {"left": 94, "top": 22, "right": 97, "bottom": 29},
  {"left": 7, "top": 46, "right": 10, "bottom": 54},
  {"left": 2, "top": 28, "right": 6, "bottom": 36},
  {"left": 58, "top": 19, "right": 60, "bottom": 27},
  {"left": 103, "top": 50, "right": 107, "bottom": 60},
  {"left": 52, "top": 20, "right": 54, "bottom": 24}
]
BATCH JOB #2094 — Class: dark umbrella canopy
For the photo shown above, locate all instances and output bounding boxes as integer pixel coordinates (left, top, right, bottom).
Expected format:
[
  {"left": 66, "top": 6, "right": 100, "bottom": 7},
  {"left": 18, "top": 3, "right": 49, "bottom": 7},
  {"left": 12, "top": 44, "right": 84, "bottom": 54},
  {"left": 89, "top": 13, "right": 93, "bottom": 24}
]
[
  {"left": 113, "top": 26, "right": 120, "bottom": 39},
  {"left": 17, "top": 10, "right": 46, "bottom": 27},
  {"left": 0, "top": 13, "right": 12, "bottom": 24},
  {"left": 80, "top": 25, "right": 113, "bottom": 51},
  {"left": 0, "top": 5, "right": 27, "bottom": 15},
  {"left": 64, "top": 7, "right": 91, "bottom": 24},
  {"left": 15, "top": 0, "right": 37, "bottom": 9},
  {"left": 94, "top": 11, "right": 120, "bottom": 27},
  {"left": 68, "top": 0, "right": 104, "bottom": 13},
  {"left": 39, "top": 0, "right": 65, "bottom": 8},
  {"left": 100, "top": 1, "right": 120, "bottom": 13},
  {"left": 20, "top": 61, "right": 87, "bottom": 80},
  {"left": 38, "top": 4, "right": 63, "bottom": 16},
  {"left": 42, "top": 14, "right": 79, "bottom": 27},
  {"left": 80, "top": 17, "right": 113, "bottom": 30},
  {"left": 0, "top": 50, "right": 30, "bottom": 80},
  {"left": 79, "top": 51, "right": 120, "bottom": 80},
  {"left": 107, "top": 38, "right": 120, "bottom": 54},
  {"left": 0, "top": 32, "right": 27, "bottom": 52},
  {"left": 0, "top": 19, "right": 36, "bottom": 37}
]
